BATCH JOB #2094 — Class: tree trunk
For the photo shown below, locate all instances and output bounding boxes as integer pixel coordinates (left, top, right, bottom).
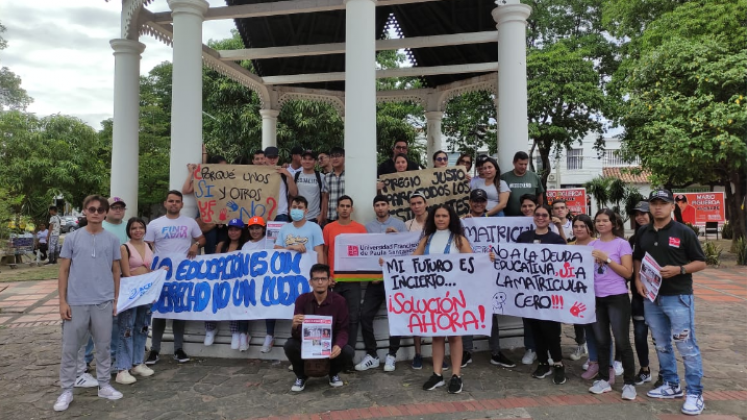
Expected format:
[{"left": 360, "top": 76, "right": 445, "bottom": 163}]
[{"left": 726, "top": 170, "right": 746, "bottom": 254}]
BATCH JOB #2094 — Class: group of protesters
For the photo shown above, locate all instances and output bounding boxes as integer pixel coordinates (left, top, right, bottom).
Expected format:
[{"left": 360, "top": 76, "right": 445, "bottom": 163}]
[{"left": 54, "top": 140, "right": 707, "bottom": 416}]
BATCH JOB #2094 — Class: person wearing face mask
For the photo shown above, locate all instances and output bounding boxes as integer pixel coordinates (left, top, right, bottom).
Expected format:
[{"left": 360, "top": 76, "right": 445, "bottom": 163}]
[{"left": 274, "top": 196, "right": 325, "bottom": 264}]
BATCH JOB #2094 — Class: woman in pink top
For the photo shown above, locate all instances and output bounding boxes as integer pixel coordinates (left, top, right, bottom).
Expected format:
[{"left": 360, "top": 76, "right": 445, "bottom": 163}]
[
  {"left": 115, "top": 218, "right": 155, "bottom": 385},
  {"left": 587, "top": 209, "right": 636, "bottom": 400}
]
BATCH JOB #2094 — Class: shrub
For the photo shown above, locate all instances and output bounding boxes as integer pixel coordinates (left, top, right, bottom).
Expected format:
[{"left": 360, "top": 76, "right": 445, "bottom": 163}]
[
  {"left": 736, "top": 237, "right": 747, "bottom": 266},
  {"left": 721, "top": 221, "right": 733, "bottom": 240},
  {"left": 702, "top": 242, "right": 722, "bottom": 267}
]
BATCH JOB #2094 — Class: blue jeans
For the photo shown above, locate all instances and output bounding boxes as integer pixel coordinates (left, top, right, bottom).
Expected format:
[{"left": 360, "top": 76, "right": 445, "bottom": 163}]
[
  {"left": 644, "top": 295, "right": 703, "bottom": 395},
  {"left": 115, "top": 305, "right": 151, "bottom": 370}
]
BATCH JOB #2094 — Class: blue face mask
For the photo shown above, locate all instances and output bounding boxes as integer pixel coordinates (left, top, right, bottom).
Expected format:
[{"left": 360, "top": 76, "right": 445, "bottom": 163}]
[{"left": 290, "top": 209, "right": 305, "bottom": 222}]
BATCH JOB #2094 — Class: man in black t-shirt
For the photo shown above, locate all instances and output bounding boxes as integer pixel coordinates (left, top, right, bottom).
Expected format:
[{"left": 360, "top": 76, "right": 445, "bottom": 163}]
[
  {"left": 632, "top": 189, "right": 706, "bottom": 416},
  {"left": 376, "top": 139, "right": 421, "bottom": 177}
]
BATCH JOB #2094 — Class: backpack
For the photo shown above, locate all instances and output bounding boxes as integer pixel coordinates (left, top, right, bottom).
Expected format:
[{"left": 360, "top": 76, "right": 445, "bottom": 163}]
[{"left": 294, "top": 170, "right": 324, "bottom": 210}]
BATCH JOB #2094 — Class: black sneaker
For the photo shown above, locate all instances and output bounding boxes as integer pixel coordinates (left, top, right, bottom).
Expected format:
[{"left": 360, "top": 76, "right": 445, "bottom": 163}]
[
  {"left": 461, "top": 351, "right": 472, "bottom": 368},
  {"left": 635, "top": 368, "right": 652, "bottom": 385},
  {"left": 552, "top": 364, "right": 567, "bottom": 385},
  {"left": 145, "top": 350, "right": 159, "bottom": 365},
  {"left": 532, "top": 363, "right": 551, "bottom": 379},
  {"left": 173, "top": 348, "right": 190, "bottom": 363},
  {"left": 653, "top": 374, "right": 664, "bottom": 388},
  {"left": 423, "top": 373, "right": 445, "bottom": 391},
  {"left": 490, "top": 352, "right": 517, "bottom": 368},
  {"left": 447, "top": 375, "right": 463, "bottom": 394}
]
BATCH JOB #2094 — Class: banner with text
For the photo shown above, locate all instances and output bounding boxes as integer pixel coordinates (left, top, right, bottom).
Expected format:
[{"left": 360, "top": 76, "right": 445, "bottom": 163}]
[
  {"left": 149, "top": 249, "right": 314, "bottom": 321},
  {"left": 491, "top": 243, "right": 596, "bottom": 324},
  {"left": 461, "top": 217, "right": 535, "bottom": 253},
  {"left": 116, "top": 270, "right": 167, "bottom": 314},
  {"left": 334, "top": 232, "right": 422, "bottom": 281},
  {"left": 383, "top": 254, "right": 494, "bottom": 337},
  {"left": 674, "top": 192, "right": 726, "bottom": 224},
  {"left": 192, "top": 164, "right": 282, "bottom": 223},
  {"left": 547, "top": 188, "right": 588, "bottom": 215},
  {"left": 379, "top": 167, "right": 470, "bottom": 220}
]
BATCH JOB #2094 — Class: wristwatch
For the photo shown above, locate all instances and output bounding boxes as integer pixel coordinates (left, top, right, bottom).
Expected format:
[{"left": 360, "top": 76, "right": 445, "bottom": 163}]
[
  {"left": 680, "top": 266, "right": 686, "bottom": 275},
  {"left": 605, "top": 258, "right": 612, "bottom": 265}
]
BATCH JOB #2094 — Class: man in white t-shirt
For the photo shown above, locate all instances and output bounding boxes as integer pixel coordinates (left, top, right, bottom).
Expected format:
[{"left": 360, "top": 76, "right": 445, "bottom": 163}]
[
  {"left": 264, "top": 146, "right": 298, "bottom": 222},
  {"left": 144, "top": 190, "right": 205, "bottom": 366},
  {"left": 294, "top": 150, "right": 329, "bottom": 223}
]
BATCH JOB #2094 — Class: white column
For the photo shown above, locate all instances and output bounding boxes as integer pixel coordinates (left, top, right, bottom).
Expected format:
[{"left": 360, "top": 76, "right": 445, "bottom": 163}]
[
  {"left": 493, "top": 0, "right": 532, "bottom": 173},
  {"left": 260, "top": 109, "right": 279, "bottom": 149},
  {"left": 110, "top": 39, "right": 145, "bottom": 220},
  {"left": 168, "top": 0, "right": 209, "bottom": 218},
  {"left": 344, "top": 0, "right": 377, "bottom": 222},
  {"left": 425, "top": 111, "right": 444, "bottom": 167}
]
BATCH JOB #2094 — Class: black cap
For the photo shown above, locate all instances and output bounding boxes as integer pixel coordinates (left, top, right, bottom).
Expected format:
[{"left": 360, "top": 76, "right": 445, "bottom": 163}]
[
  {"left": 633, "top": 201, "right": 650, "bottom": 213},
  {"left": 301, "top": 149, "right": 317, "bottom": 159},
  {"left": 469, "top": 189, "right": 488, "bottom": 201},
  {"left": 330, "top": 146, "right": 345, "bottom": 156},
  {"left": 649, "top": 189, "right": 674, "bottom": 203},
  {"left": 264, "top": 146, "right": 279, "bottom": 157},
  {"left": 373, "top": 194, "right": 388, "bottom": 205},
  {"left": 674, "top": 194, "right": 688, "bottom": 203},
  {"left": 290, "top": 146, "right": 304, "bottom": 155}
]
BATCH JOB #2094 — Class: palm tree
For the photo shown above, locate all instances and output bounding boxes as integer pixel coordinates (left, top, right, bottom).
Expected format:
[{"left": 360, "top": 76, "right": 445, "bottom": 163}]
[{"left": 585, "top": 176, "right": 611, "bottom": 211}]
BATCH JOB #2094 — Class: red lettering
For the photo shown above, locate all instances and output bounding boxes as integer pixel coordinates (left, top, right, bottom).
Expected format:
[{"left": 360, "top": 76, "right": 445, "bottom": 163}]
[{"left": 198, "top": 200, "right": 216, "bottom": 222}]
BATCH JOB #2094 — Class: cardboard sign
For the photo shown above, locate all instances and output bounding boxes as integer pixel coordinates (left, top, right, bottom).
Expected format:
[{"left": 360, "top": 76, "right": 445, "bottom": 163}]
[
  {"left": 382, "top": 254, "right": 494, "bottom": 337},
  {"left": 149, "top": 250, "right": 315, "bottom": 321},
  {"left": 117, "top": 270, "right": 167, "bottom": 314},
  {"left": 192, "top": 164, "right": 282, "bottom": 223},
  {"left": 378, "top": 167, "right": 470, "bottom": 220},
  {"left": 491, "top": 243, "right": 596, "bottom": 324},
  {"left": 461, "top": 217, "right": 535, "bottom": 253},
  {"left": 334, "top": 232, "right": 422, "bottom": 281},
  {"left": 674, "top": 192, "right": 726, "bottom": 224},
  {"left": 547, "top": 188, "right": 587, "bottom": 215}
]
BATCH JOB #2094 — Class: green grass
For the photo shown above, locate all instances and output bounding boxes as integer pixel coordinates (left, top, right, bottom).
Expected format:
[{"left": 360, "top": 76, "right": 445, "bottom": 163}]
[{"left": 0, "top": 264, "right": 59, "bottom": 283}]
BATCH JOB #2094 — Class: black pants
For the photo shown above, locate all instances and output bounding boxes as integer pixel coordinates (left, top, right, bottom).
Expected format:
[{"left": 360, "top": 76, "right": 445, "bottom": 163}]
[
  {"left": 526, "top": 318, "right": 562, "bottom": 364},
  {"left": 593, "top": 293, "right": 636, "bottom": 385},
  {"left": 332, "top": 282, "right": 360, "bottom": 349},
  {"left": 36, "top": 243, "right": 48, "bottom": 260},
  {"left": 360, "top": 282, "right": 400, "bottom": 357},
  {"left": 284, "top": 338, "right": 354, "bottom": 379},
  {"left": 630, "top": 293, "right": 650, "bottom": 368},
  {"left": 573, "top": 324, "right": 586, "bottom": 345}
]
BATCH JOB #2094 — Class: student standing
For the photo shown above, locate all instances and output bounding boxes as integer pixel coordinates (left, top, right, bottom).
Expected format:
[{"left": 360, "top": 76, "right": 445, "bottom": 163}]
[{"left": 46, "top": 205, "right": 62, "bottom": 264}]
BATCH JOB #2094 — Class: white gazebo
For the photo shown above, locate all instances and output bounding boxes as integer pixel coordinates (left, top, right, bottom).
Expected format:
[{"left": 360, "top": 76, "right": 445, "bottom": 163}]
[{"left": 110, "top": 0, "right": 531, "bottom": 224}]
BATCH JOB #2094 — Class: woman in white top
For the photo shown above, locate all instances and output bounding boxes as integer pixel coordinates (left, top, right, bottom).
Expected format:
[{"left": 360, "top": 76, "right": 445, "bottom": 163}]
[
  {"left": 36, "top": 223, "right": 48, "bottom": 260},
  {"left": 470, "top": 156, "right": 510, "bottom": 217},
  {"left": 413, "top": 204, "right": 473, "bottom": 394}
]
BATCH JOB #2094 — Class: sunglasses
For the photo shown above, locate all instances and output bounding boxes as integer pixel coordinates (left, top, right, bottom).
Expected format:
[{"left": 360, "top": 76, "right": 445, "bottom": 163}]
[
  {"left": 435, "top": 157, "right": 448, "bottom": 162},
  {"left": 87, "top": 206, "right": 106, "bottom": 214}
]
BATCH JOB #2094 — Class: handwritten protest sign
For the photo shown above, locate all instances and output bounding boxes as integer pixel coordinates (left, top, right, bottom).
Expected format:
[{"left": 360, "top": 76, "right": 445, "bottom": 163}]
[
  {"left": 461, "top": 217, "right": 535, "bottom": 253},
  {"left": 382, "top": 254, "right": 494, "bottom": 337},
  {"left": 547, "top": 188, "right": 587, "bottom": 215},
  {"left": 639, "top": 252, "right": 663, "bottom": 302},
  {"left": 334, "top": 232, "right": 422, "bottom": 281},
  {"left": 379, "top": 167, "right": 470, "bottom": 220},
  {"left": 192, "top": 164, "right": 282, "bottom": 223},
  {"left": 116, "top": 270, "right": 167, "bottom": 314},
  {"left": 149, "top": 249, "right": 314, "bottom": 321},
  {"left": 491, "top": 243, "right": 596, "bottom": 324}
]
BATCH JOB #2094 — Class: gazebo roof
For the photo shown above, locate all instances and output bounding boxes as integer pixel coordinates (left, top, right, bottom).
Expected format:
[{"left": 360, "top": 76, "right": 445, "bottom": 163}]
[{"left": 227, "top": 0, "right": 498, "bottom": 91}]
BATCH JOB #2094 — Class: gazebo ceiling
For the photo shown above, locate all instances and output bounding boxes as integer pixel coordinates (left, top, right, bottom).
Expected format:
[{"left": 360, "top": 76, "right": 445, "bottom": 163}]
[{"left": 227, "top": 0, "right": 498, "bottom": 91}]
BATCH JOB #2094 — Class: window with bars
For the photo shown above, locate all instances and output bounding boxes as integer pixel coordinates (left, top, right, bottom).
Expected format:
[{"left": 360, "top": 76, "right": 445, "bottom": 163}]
[
  {"left": 603, "top": 149, "right": 639, "bottom": 166},
  {"left": 566, "top": 149, "right": 583, "bottom": 170}
]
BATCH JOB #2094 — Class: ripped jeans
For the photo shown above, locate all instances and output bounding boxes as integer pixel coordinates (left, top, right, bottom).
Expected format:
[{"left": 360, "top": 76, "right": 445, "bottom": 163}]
[
  {"left": 644, "top": 295, "right": 703, "bottom": 395},
  {"left": 115, "top": 305, "right": 152, "bottom": 371}
]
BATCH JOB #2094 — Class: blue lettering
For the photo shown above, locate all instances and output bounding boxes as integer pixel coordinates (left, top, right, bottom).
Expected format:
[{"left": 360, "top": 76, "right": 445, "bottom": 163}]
[
  {"left": 250, "top": 251, "right": 269, "bottom": 276},
  {"left": 195, "top": 180, "right": 214, "bottom": 198},
  {"left": 176, "top": 260, "right": 191, "bottom": 280},
  {"left": 212, "top": 282, "right": 230, "bottom": 313},
  {"left": 192, "top": 282, "right": 210, "bottom": 312}
]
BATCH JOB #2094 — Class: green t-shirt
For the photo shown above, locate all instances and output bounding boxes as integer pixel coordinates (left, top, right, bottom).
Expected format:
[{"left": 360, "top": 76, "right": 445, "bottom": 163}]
[
  {"left": 500, "top": 170, "right": 545, "bottom": 216},
  {"left": 102, "top": 220, "right": 128, "bottom": 245}
]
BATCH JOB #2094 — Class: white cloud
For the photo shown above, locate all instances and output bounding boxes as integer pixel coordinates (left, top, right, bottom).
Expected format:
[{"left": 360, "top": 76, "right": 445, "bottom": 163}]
[{"left": 0, "top": 0, "right": 234, "bottom": 129}]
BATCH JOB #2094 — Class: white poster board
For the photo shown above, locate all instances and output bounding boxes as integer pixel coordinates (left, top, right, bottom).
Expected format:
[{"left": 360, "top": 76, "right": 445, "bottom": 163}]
[{"left": 301, "top": 315, "right": 333, "bottom": 359}]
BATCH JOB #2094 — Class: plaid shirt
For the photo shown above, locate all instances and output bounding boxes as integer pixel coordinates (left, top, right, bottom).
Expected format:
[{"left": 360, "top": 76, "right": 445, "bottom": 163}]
[{"left": 325, "top": 169, "right": 345, "bottom": 221}]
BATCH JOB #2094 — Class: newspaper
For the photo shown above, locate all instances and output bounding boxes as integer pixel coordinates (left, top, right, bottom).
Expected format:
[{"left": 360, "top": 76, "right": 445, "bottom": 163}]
[
  {"left": 639, "top": 252, "right": 663, "bottom": 302},
  {"left": 301, "top": 315, "right": 333, "bottom": 359}
]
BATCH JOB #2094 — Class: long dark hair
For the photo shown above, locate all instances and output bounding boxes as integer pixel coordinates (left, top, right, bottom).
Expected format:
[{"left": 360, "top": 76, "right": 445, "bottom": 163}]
[
  {"left": 572, "top": 214, "right": 594, "bottom": 238},
  {"left": 125, "top": 217, "right": 147, "bottom": 239},
  {"left": 476, "top": 155, "right": 501, "bottom": 193},
  {"left": 423, "top": 204, "right": 465, "bottom": 249},
  {"left": 223, "top": 226, "right": 248, "bottom": 251},
  {"left": 594, "top": 208, "right": 625, "bottom": 238}
]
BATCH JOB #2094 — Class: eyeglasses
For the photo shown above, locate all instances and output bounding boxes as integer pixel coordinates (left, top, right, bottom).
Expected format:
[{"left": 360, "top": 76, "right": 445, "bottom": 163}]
[
  {"left": 311, "top": 277, "right": 329, "bottom": 283},
  {"left": 87, "top": 207, "right": 106, "bottom": 214},
  {"left": 111, "top": 206, "right": 125, "bottom": 211},
  {"left": 534, "top": 214, "right": 550, "bottom": 218},
  {"left": 330, "top": 153, "right": 344, "bottom": 158},
  {"left": 435, "top": 157, "right": 448, "bottom": 162},
  {"left": 394, "top": 145, "right": 407, "bottom": 150}
]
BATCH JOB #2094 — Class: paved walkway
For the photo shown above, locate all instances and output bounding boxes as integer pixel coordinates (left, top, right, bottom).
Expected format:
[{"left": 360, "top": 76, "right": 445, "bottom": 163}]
[{"left": 0, "top": 267, "right": 745, "bottom": 420}]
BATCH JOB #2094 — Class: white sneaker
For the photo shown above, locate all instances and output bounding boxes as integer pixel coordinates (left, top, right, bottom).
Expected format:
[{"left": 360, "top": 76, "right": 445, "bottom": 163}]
[
  {"left": 384, "top": 354, "right": 396, "bottom": 372},
  {"left": 231, "top": 333, "right": 241, "bottom": 350},
  {"left": 260, "top": 335, "right": 274, "bottom": 353},
  {"left": 116, "top": 370, "right": 137, "bottom": 385},
  {"left": 570, "top": 344, "right": 587, "bottom": 361},
  {"left": 355, "top": 354, "right": 380, "bottom": 371},
  {"left": 613, "top": 360, "right": 624, "bottom": 376},
  {"left": 204, "top": 329, "right": 216, "bottom": 346},
  {"left": 131, "top": 364, "right": 154, "bottom": 377},
  {"left": 582, "top": 360, "right": 590, "bottom": 371},
  {"left": 239, "top": 333, "right": 249, "bottom": 352},
  {"left": 53, "top": 391, "right": 73, "bottom": 411},
  {"left": 522, "top": 349, "right": 537, "bottom": 365},
  {"left": 682, "top": 394, "right": 705, "bottom": 415},
  {"left": 622, "top": 384, "right": 637, "bottom": 401},
  {"left": 74, "top": 372, "right": 99, "bottom": 388},
  {"left": 589, "top": 379, "right": 612, "bottom": 394},
  {"left": 97, "top": 384, "right": 123, "bottom": 400}
]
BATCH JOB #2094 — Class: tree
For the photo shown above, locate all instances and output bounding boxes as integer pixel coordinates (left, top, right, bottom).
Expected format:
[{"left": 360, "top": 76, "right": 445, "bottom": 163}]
[
  {"left": 443, "top": 91, "right": 497, "bottom": 157},
  {"left": 0, "top": 22, "right": 33, "bottom": 111}
]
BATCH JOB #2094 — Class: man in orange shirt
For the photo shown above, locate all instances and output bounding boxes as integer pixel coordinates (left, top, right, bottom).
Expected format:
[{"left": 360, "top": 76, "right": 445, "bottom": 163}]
[{"left": 323, "top": 195, "right": 367, "bottom": 371}]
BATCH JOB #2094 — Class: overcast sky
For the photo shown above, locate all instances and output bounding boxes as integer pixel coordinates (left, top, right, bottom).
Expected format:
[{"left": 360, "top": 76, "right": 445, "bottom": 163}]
[{"left": 0, "top": 0, "right": 235, "bottom": 130}]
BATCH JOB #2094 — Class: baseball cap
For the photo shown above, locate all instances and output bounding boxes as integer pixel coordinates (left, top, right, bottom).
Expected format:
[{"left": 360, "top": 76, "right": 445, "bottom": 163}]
[
  {"left": 649, "top": 189, "right": 674, "bottom": 203},
  {"left": 301, "top": 149, "right": 317, "bottom": 159},
  {"left": 227, "top": 218, "right": 244, "bottom": 228},
  {"left": 247, "top": 216, "right": 266, "bottom": 227},
  {"left": 633, "top": 201, "right": 650, "bottom": 213},
  {"left": 108, "top": 197, "right": 126, "bottom": 207},
  {"left": 469, "top": 189, "right": 488, "bottom": 202},
  {"left": 410, "top": 191, "right": 427, "bottom": 201},
  {"left": 290, "top": 146, "right": 304, "bottom": 155},
  {"left": 264, "top": 146, "right": 279, "bottom": 158},
  {"left": 674, "top": 194, "right": 688, "bottom": 202}
]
